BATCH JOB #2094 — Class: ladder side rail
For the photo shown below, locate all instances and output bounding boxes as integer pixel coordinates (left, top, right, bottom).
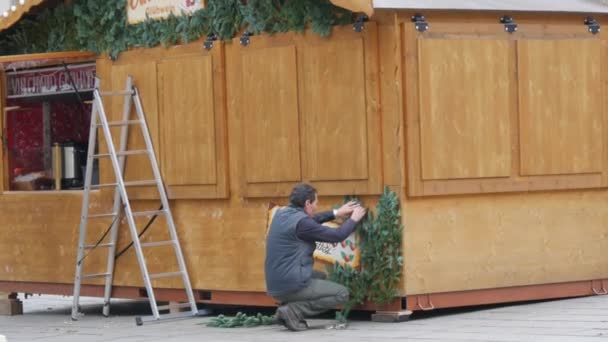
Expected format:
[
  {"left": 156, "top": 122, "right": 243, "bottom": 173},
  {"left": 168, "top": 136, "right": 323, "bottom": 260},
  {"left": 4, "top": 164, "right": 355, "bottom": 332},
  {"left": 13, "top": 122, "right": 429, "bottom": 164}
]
[
  {"left": 95, "top": 89, "right": 162, "bottom": 320},
  {"left": 132, "top": 88, "right": 199, "bottom": 315},
  {"left": 71, "top": 98, "right": 101, "bottom": 320},
  {"left": 101, "top": 77, "right": 135, "bottom": 317}
]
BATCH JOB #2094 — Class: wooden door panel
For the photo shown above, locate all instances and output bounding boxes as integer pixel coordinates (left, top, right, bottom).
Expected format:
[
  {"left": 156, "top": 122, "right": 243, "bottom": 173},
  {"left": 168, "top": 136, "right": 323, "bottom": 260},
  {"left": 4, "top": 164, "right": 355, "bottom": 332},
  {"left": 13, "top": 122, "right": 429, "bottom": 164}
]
[
  {"left": 241, "top": 46, "right": 302, "bottom": 184},
  {"left": 418, "top": 39, "right": 512, "bottom": 180},
  {"left": 519, "top": 39, "right": 603, "bottom": 176}
]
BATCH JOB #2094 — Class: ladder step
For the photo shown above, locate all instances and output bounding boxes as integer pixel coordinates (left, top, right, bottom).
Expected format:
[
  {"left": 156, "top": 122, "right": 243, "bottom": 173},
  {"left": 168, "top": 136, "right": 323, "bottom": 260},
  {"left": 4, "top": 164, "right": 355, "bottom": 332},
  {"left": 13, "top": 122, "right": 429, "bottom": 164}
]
[
  {"left": 132, "top": 210, "right": 165, "bottom": 217},
  {"left": 92, "top": 150, "right": 149, "bottom": 158},
  {"left": 136, "top": 309, "right": 210, "bottom": 326},
  {"left": 100, "top": 120, "right": 141, "bottom": 127},
  {"left": 149, "top": 271, "right": 182, "bottom": 280},
  {"left": 141, "top": 240, "right": 175, "bottom": 248},
  {"left": 81, "top": 272, "right": 111, "bottom": 280},
  {"left": 157, "top": 302, "right": 193, "bottom": 311},
  {"left": 88, "top": 213, "right": 117, "bottom": 219},
  {"left": 91, "top": 180, "right": 157, "bottom": 189},
  {"left": 98, "top": 90, "right": 134, "bottom": 97},
  {"left": 84, "top": 242, "right": 115, "bottom": 250}
]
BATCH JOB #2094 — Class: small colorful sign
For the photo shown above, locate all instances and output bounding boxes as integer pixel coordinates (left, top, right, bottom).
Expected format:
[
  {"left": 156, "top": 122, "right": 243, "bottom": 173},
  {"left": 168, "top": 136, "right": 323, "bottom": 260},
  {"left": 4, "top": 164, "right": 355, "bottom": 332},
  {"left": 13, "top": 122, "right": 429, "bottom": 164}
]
[
  {"left": 127, "top": 0, "right": 204, "bottom": 24},
  {"left": 266, "top": 205, "right": 360, "bottom": 269},
  {"left": 5, "top": 63, "right": 96, "bottom": 99}
]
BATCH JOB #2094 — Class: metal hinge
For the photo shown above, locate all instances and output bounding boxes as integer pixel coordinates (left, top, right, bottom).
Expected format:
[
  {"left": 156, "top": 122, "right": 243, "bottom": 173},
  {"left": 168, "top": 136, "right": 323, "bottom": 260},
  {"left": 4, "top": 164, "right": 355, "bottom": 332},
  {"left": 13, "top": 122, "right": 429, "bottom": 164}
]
[
  {"left": 411, "top": 13, "right": 429, "bottom": 33},
  {"left": 353, "top": 15, "right": 369, "bottom": 32},
  {"left": 585, "top": 16, "right": 600, "bottom": 35},
  {"left": 500, "top": 16, "right": 518, "bottom": 33},
  {"left": 240, "top": 31, "right": 252, "bottom": 47},
  {"left": 203, "top": 32, "right": 217, "bottom": 51}
]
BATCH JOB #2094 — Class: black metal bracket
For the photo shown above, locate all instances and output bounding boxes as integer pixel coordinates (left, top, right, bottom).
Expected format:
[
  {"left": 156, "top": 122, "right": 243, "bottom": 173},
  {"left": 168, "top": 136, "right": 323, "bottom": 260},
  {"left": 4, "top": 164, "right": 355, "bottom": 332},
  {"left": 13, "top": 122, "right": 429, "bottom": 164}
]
[
  {"left": 411, "top": 14, "right": 428, "bottom": 33},
  {"left": 240, "top": 31, "right": 252, "bottom": 47},
  {"left": 353, "top": 15, "right": 369, "bottom": 32},
  {"left": 203, "top": 33, "right": 217, "bottom": 51},
  {"left": 585, "top": 16, "right": 601, "bottom": 35},
  {"left": 500, "top": 16, "right": 517, "bottom": 33}
]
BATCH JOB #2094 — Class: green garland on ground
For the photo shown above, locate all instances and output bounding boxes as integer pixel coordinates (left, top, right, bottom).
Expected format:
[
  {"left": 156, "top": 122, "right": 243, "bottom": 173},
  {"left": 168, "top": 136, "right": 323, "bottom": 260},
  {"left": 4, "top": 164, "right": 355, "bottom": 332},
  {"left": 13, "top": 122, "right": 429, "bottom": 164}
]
[
  {"left": 329, "top": 187, "right": 404, "bottom": 323},
  {"left": 205, "top": 312, "right": 275, "bottom": 328},
  {"left": 0, "top": 0, "right": 353, "bottom": 59}
]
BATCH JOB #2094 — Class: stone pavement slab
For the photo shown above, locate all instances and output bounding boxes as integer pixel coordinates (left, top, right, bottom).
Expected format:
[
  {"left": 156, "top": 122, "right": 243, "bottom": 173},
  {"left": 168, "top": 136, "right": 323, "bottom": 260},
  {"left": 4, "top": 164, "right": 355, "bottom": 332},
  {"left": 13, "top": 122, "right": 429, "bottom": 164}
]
[{"left": 0, "top": 294, "right": 607, "bottom": 341}]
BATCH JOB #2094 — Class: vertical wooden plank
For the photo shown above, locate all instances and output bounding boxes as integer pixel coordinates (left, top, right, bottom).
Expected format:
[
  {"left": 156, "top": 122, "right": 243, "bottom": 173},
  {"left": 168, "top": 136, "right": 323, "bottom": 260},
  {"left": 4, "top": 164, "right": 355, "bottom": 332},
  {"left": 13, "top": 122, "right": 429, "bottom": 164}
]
[
  {"left": 110, "top": 62, "right": 159, "bottom": 199},
  {"left": 403, "top": 24, "right": 424, "bottom": 196},
  {"left": 519, "top": 39, "right": 602, "bottom": 176},
  {"left": 299, "top": 38, "right": 369, "bottom": 182},
  {"left": 241, "top": 46, "right": 302, "bottom": 184},
  {"left": 418, "top": 39, "right": 512, "bottom": 180},
  {"left": 158, "top": 56, "right": 217, "bottom": 186},
  {"left": 378, "top": 24, "right": 403, "bottom": 187}
]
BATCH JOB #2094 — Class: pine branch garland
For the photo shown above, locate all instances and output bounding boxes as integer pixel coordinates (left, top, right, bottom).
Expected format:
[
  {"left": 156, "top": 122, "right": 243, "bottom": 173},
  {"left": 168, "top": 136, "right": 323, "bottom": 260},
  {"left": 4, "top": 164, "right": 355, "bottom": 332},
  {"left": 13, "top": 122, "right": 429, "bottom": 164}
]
[{"left": 0, "top": 0, "right": 353, "bottom": 58}]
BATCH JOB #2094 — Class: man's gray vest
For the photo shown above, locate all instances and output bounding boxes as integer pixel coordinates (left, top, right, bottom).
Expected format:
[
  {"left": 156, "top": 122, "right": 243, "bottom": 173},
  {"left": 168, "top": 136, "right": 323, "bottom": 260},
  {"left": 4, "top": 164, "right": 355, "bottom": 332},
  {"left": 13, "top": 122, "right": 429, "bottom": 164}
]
[{"left": 265, "top": 206, "right": 316, "bottom": 297}]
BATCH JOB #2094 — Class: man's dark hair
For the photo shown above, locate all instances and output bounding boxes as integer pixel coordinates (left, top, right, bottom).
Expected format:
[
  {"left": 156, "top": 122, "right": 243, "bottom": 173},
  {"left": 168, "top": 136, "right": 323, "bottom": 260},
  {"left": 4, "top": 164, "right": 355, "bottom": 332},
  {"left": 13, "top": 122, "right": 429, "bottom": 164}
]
[{"left": 289, "top": 183, "right": 317, "bottom": 208}]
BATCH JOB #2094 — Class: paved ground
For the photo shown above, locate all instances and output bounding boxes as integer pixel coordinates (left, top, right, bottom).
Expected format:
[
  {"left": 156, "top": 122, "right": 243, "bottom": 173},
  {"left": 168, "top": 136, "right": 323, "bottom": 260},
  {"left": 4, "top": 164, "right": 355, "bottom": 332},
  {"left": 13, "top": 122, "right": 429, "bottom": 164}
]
[{"left": 0, "top": 294, "right": 607, "bottom": 341}]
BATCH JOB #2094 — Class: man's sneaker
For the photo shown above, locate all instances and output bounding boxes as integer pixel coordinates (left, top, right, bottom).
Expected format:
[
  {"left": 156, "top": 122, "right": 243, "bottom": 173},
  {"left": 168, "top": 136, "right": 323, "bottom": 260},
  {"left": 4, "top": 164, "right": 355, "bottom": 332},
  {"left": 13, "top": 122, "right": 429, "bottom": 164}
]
[{"left": 276, "top": 305, "right": 308, "bottom": 331}]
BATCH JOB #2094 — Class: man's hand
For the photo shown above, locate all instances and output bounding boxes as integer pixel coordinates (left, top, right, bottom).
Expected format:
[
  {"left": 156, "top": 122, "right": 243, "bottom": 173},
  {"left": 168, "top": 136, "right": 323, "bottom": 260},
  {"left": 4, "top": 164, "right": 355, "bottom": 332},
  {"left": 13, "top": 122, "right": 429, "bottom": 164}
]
[
  {"left": 350, "top": 206, "right": 367, "bottom": 222},
  {"left": 335, "top": 201, "right": 359, "bottom": 219}
]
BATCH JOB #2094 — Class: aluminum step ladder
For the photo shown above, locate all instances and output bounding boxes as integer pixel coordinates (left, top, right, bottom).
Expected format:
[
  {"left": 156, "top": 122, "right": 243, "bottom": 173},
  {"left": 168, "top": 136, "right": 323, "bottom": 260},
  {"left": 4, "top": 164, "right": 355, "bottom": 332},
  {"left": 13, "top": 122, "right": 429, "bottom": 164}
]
[{"left": 71, "top": 76, "right": 203, "bottom": 325}]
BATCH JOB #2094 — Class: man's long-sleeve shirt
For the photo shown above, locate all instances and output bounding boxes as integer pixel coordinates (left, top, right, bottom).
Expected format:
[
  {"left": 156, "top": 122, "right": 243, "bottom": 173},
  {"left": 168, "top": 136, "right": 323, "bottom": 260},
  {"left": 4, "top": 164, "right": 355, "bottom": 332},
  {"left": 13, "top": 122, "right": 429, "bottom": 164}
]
[{"left": 295, "top": 210, "right": 357, "bottom": 243}]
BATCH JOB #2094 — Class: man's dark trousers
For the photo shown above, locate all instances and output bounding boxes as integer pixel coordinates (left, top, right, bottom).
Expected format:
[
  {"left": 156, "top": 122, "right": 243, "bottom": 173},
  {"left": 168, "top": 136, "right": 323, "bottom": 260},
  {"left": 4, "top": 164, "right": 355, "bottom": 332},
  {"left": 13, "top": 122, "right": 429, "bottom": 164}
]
[{"left": 273, "top": 273, "right": 349, "bottom": 320}]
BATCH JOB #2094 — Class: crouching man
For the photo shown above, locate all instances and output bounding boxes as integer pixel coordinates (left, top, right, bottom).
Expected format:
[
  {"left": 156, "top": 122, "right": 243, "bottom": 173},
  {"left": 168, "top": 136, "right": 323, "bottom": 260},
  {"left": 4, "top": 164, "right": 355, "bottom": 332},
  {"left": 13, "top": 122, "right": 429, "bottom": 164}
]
[{"left": 265, "top": 183, "right": 366, "bottom": 331}]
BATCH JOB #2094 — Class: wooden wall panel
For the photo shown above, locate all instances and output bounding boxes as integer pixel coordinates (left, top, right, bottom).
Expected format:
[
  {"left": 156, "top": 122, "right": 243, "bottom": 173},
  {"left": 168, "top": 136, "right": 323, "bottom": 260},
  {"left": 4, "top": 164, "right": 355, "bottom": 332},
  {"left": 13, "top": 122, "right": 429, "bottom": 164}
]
[
  {"left": 241, "top": 46, "right": 301, "bottom": 184},
  {"left": 299, "top": 38, "right": 369, "bottom": 181},
  {"left": 232, "top": 24, "right": 382, "bottom": 197},
  {"left": 110, "top": 62, "right": 159, "bottom": 199},
  {"left": 405, "top": 21, "right": 606, "bottom": 197},
  {"left": 418, "top": 39, "right": 511, "bottom": 180},
  {"left": 519, "top": 39, "right": 603, "bottom": 176},
  {"left": 299, "top": 24, "right": 383, "bottom": 195},
  {"left": 159, "top": 57, "right": 217, "bottom": 187}
]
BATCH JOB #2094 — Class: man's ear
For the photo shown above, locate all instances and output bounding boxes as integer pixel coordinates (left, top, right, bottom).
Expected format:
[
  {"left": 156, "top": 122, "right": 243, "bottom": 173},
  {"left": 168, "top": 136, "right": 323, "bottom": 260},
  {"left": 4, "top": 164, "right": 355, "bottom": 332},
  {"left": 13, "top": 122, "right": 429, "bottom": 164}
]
[{"left": 304, "top": 199, "right": 311, "bottom": 207}]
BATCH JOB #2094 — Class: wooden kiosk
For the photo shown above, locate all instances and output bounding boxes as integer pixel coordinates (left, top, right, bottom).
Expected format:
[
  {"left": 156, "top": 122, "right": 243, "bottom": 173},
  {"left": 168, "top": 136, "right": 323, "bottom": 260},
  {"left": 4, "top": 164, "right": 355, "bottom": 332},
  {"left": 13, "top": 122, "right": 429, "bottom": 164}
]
[{"left": 0, "top": 0, "right": 608, "bottom": 316}]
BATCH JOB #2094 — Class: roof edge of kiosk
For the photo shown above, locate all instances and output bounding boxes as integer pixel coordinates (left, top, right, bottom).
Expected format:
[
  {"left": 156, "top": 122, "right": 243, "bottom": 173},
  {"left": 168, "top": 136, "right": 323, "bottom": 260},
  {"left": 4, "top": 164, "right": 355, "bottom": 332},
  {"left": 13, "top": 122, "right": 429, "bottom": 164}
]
[
  {"left": 0, "top": 51, "right": 96, "bottom": 71},
  {"left": 372, "top": 0, "right": 608, "bottom": 14},
  {"left": 0, "top": 0, "right": 46, "bottom": 32}
]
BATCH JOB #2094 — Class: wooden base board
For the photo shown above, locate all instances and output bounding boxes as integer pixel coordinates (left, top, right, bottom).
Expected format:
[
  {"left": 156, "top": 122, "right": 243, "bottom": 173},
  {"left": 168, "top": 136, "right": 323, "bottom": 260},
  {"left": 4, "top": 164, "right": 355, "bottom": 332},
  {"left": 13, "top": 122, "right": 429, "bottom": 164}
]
[
  {"left": 406, "top": 279, "right": 608, "bottom": 311},
  {"left": 0, "top": 279, "right": 607, "bottom": 314},
  {"left": 371, "top": 310, "right": 412, "bottom": 322}
]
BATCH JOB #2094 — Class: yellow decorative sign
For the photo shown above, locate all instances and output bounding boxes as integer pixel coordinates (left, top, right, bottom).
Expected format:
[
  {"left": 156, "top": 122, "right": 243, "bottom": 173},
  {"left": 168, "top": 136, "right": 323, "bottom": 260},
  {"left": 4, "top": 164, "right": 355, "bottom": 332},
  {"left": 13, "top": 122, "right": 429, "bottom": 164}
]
[
  {"left": 267, "top": 205, "right": 360, "bottom": 269},
  {"left": 127, "top": 0, "right": 204, "bottom": 24}
]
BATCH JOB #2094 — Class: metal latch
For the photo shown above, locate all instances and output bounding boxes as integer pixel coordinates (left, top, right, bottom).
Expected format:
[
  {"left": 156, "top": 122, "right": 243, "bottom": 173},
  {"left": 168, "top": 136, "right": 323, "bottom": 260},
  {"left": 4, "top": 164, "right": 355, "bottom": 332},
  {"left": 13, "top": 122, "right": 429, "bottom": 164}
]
[
  {"left": 411, "top": 14, "right": 428, "bottom": 33},
  {"left": 353, "top": 15, "right": 369, "bottom": 32},
  {"left": 585, "top": 17, "right": 600, "bottom": 35},
  {"left": 240, "top": 31, "right": 252, "bottom": 47},
  {"left": 500, "top": 16, "right": 517, "bottom": 33},
  {"left": 203, "top": 33, "right": 217, "bottom": 51}
]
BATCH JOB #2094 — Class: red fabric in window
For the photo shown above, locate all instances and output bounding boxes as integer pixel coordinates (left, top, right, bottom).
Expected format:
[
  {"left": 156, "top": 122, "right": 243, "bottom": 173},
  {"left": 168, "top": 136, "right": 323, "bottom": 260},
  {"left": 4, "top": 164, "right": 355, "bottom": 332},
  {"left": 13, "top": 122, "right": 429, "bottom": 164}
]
[
  {"left": 6, "top": 100, "right": 44, "bottom": 175},
  {"left": 51, "top": 101, "right": 91, "bottom": 144}
]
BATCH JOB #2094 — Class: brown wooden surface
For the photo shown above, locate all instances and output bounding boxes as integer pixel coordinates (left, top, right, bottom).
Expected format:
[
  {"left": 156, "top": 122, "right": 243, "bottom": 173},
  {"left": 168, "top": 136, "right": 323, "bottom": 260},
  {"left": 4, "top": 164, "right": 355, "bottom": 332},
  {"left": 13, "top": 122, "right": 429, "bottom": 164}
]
[
  {"left": 241, "top": 45, "right": 301, "bottom": 184},
  {"left": 109, "top": 62, "right": 160, "bottom": 199},
  {"left": 2, "top": 13, "right": 608, "bottom": 304},
  {"left": 404, "top": 19, "right": 606, "bottom": 197},
  {"left": 418, "top": 39, "right": 512, "bottom": 180},
  {"left": 159, "top": 57, "right": 217, "bottom": 186},
  {"left": 228, "top": 24, "right": 383, "bottom": 197},
  {"left": 518, "top": 39, "right": 603, "bottom": 176},
  {"left": 0, "top": 0, "right": 45, "bottom": 32}
]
